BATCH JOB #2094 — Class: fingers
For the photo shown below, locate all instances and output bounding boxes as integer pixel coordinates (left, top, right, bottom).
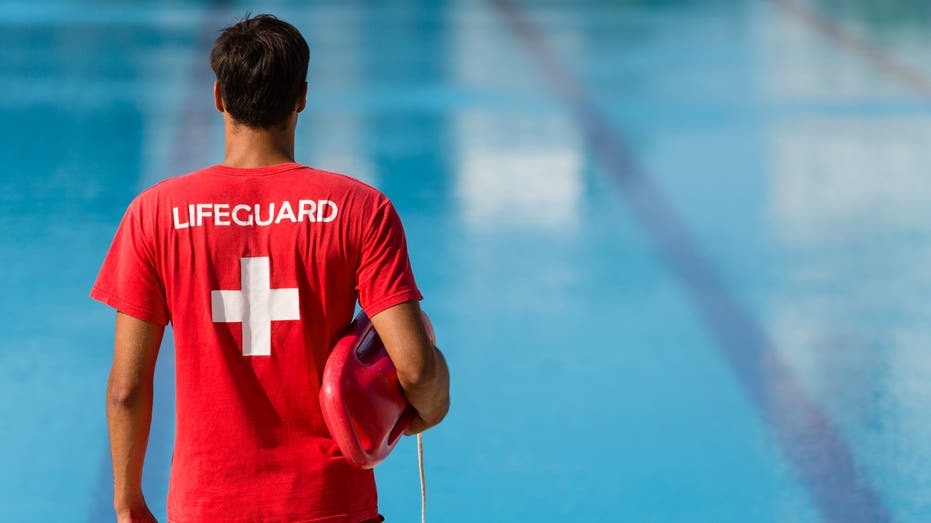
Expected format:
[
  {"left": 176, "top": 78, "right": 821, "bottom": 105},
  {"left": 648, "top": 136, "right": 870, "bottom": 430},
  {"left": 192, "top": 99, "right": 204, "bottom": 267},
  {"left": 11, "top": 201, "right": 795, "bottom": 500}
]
[{"left": 404, "top": 417, "right": 429, "bottom": 436}]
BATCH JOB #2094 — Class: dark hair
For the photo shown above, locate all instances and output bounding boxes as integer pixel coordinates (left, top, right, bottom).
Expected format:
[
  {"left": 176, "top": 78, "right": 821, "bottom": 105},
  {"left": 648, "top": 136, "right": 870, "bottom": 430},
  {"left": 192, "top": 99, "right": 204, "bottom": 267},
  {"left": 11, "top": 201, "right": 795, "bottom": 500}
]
[{"left": 210, "top": 14, "right": 309, "bottom": 128}]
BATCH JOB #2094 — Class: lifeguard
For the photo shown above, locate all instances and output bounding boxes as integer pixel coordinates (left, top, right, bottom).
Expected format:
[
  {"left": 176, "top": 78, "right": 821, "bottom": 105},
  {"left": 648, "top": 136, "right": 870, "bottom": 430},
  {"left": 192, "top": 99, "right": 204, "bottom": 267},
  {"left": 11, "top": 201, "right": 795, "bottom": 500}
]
[{"left": 91, "top": 14, "right": 449, "bottom": 523}]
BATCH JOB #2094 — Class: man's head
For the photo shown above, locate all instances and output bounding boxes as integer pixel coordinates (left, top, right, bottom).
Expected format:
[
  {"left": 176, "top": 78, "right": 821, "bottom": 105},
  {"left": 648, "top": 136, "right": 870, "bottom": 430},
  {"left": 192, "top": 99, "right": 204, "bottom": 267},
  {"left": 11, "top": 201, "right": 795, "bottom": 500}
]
[{"left": 210, "top": 14, "right": 309, "bottom": 129}]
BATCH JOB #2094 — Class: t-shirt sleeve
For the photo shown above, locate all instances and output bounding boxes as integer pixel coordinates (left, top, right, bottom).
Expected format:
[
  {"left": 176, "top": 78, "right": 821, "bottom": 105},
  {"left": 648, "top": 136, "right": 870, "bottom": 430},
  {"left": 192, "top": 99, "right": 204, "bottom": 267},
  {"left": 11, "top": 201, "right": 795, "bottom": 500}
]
[
  {"left": 90, "top": 197, "right": 169, "bottom": 325},
  {"left": 356, "top": 198, "right": 423, "bottom": 317}
]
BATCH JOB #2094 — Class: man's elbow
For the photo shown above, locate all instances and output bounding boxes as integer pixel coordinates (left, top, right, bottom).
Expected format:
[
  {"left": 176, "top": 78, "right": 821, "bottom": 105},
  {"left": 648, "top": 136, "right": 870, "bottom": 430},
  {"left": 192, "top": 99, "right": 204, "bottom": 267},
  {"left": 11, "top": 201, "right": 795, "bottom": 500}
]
[
  {"left": 397, "top": 356, "right": 437, "bottom": 390},
  {"left": 398, "top": 344, "right": 449, "bottom": 390}
]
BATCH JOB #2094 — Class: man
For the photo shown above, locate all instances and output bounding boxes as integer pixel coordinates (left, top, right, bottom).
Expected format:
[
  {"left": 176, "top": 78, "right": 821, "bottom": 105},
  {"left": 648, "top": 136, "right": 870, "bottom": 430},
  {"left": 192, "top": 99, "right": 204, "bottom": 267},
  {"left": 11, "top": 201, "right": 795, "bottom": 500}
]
[{"left": 92, "top": 14, "right": 450, "bottom": 523}]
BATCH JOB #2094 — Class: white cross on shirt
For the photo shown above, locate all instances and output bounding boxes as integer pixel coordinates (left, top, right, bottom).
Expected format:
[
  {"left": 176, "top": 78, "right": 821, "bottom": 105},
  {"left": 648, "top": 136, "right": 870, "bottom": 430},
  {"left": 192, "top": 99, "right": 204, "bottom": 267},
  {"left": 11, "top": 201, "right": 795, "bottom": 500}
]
[{"left": 211, "top": 256, "right": 300, "bottom": 356}]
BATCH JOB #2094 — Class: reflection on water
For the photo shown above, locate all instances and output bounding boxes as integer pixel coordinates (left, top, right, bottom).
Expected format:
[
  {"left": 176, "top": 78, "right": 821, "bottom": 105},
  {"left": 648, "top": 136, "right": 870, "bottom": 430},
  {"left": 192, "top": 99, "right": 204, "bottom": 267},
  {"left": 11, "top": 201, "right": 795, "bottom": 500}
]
[
  {"left": 761, "top": 3, "right": 931, "bottom": 517},
  {"left": 769, "top": 118, "right": 931, "bottom": 244},
  {"left": 453, "top": 110, "right": 582, "bottom": 232},
  {"left": 766, "top": 114, "right": 931, "bottom": 518},
  {"left": 451, "top": 3, "right": 583, "bottom": 233}
]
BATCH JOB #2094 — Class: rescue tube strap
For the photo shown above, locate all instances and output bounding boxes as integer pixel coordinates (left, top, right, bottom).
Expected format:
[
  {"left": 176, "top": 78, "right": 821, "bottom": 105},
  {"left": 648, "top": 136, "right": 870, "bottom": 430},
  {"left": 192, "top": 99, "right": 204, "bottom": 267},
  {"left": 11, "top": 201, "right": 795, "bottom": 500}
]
[{"left": 418, "top": 433, "right": 426, "bottom": 523}]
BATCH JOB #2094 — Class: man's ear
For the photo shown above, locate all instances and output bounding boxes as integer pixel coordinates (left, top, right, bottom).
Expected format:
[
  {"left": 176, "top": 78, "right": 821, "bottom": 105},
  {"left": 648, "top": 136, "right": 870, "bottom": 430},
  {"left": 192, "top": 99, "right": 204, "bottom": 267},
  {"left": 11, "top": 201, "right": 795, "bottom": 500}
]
[
  {"left": 214, "top": 81, "right": 225, "bottom": 112},
  {"left": 296, "top": 82, "right": 308, "bottom": 113}
]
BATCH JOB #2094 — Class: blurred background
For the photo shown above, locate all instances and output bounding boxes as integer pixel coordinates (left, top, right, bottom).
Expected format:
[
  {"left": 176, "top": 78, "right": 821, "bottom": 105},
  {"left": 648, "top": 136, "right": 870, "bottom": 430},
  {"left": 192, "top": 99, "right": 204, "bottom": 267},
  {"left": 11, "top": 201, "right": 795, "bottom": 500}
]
[{"left": 3, "top": 0, "right": 931, "bottom": 521}]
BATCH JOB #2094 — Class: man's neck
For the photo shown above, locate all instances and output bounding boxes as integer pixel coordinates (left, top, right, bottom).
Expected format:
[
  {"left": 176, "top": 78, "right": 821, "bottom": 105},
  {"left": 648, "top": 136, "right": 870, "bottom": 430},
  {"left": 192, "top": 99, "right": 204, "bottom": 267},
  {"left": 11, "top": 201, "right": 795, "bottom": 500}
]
[{"left": 221, "top": 117, "right": 297, "bottom": 169}]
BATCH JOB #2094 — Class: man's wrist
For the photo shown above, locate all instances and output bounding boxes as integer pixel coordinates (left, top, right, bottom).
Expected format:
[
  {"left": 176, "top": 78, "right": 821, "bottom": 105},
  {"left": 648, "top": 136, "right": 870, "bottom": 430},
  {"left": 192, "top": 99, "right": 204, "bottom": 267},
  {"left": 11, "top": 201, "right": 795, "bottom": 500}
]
[{"left": 114, "top": 491, "right": 147, "bottom": 513}]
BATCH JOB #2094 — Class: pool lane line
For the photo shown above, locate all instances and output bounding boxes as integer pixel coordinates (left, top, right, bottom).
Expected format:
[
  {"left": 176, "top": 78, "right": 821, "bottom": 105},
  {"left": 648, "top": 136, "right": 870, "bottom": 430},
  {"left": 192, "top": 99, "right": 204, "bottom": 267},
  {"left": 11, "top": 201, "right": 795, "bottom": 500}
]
[
  {"left": 769, "top": 0, "right": 931, "bottom": 96},
  {"left": 87, "top": 2, "right": 232, "bottom": 522},
  {"left": 490, "top": 0, "right": 893, "bottom": 521}
]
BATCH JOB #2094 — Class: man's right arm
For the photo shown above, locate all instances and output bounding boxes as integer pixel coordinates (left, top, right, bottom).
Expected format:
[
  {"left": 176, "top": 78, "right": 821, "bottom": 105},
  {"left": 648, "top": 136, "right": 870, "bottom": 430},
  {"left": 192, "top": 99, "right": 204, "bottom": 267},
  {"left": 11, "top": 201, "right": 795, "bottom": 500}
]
[{"left": 370, "top": 300, "right": 450, "bottom": 434}]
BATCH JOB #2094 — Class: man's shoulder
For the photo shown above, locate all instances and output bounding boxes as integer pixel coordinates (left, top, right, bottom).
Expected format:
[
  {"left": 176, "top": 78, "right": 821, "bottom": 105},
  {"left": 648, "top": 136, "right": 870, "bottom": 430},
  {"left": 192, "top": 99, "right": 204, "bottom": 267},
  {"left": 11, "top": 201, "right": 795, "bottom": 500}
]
[
  {"left": 132, "top": 166, "right": 216, "bottom": 203},
  {"left": 297, "top": 166, "right": 396, "bottom": 216},
  {"left": 303, "top": 166, "right": 386, "bottom": 199}
]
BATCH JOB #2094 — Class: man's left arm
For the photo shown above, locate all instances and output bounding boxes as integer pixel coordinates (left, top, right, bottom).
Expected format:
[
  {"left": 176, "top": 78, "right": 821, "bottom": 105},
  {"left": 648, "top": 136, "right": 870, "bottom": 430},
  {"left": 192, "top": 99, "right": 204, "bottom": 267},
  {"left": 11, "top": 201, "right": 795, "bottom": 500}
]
[{"left": 106, "top": 311, "right": 164, "bottom": 523}]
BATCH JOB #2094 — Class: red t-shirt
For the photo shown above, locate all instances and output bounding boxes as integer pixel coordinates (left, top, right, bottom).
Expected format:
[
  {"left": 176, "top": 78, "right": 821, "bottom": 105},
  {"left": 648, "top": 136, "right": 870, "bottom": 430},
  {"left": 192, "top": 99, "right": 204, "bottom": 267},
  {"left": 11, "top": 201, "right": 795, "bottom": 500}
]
[{"left": 91, "top": 163, "right": 422, "bottom": 523}]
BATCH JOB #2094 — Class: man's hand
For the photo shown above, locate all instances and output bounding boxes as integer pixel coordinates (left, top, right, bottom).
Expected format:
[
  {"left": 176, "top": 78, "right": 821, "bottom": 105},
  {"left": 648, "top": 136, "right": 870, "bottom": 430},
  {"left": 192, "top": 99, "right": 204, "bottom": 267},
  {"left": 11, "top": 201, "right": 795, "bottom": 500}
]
[
  {"left": 370, "top": 301, "right": 450, "bottom": 435},
  {"left": 107, "top": 312, "right": 164, "bottom": 523},
  {"left": 404, "top": 411, "right": 444, "bottom": 436},
  {"left": 402, "top": 347, "right": 450, "bottom": 436},
  {"left": 116, "top": 502, "right": 158, "bottom": 523}
]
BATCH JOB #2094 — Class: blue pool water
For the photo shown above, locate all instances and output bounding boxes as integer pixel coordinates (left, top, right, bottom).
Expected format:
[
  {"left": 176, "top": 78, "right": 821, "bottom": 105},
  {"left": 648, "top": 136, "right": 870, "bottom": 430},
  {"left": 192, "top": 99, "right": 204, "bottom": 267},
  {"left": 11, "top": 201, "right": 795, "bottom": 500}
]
[{"left": 3, "top": 1, "right": 931, "bottom": 521}]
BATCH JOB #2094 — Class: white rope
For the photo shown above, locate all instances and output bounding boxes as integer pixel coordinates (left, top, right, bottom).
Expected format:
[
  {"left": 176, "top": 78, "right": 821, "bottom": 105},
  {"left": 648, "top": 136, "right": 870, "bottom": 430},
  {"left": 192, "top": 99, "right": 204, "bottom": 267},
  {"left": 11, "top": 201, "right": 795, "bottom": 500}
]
[{"left": 417, "top": 433, "right": 426, "bottom": 523}]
